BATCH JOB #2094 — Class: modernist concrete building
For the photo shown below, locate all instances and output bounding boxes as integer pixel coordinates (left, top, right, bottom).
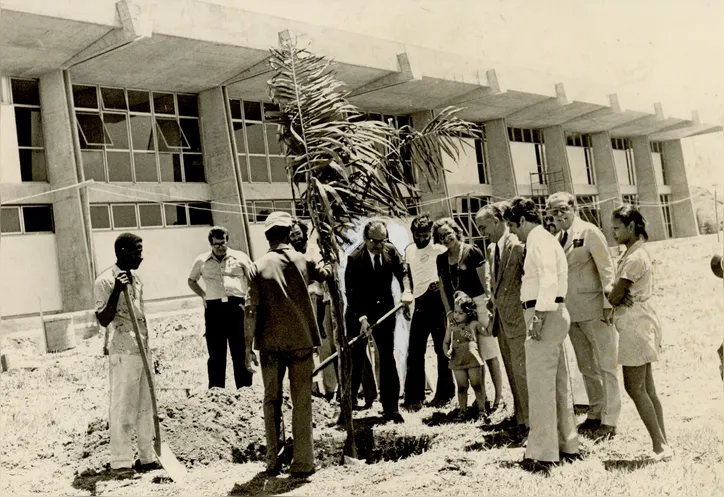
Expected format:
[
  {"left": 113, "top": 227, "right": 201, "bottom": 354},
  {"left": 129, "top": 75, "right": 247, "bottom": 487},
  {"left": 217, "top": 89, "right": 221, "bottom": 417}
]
[{"left": 1, "top": 0, "right": 721, "bottom": 317}]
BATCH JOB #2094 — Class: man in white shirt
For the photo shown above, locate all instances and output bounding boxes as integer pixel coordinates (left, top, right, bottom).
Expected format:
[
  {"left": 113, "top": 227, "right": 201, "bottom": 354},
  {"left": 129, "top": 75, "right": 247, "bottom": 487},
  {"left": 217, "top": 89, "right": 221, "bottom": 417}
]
[
  {"left": 403, "top": 213, "right": 455, "bottom": 410},
  {"left": 503, "top": 197, "right": 579, "bottom": 473},
  {"left": 547, "top": 192, "right": 620, "bottom": 441},
  {"left": 188, "top": 226, "right": 253, "bottom": 389}
]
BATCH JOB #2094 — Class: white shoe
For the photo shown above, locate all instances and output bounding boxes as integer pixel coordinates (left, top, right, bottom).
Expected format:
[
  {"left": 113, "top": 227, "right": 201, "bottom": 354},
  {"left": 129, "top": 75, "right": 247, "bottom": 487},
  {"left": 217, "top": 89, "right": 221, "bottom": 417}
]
[{"left": 651, "top": 445, "right": 674, "bottom": 462}]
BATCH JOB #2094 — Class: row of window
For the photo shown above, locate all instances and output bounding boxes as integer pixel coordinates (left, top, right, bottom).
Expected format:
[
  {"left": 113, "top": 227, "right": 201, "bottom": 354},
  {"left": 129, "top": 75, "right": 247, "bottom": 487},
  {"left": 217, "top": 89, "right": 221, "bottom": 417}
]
[
  {"left": 508, "top": 127, "right": 543, "bottom": 144},
  {"left": 89, "top": 202, "right": 213, "bottom": 230},
  {"left": 1, "top": 205, "right": 54, "bottom": 233},
  {"left": 11, "top": 79, "right": 47, "bottom": 182},
  {"left": 567, "top": 134, "right": 593, "bottom": 148},
  {"left": 73, "top": 85, "right": 204, "bottom": 184}
]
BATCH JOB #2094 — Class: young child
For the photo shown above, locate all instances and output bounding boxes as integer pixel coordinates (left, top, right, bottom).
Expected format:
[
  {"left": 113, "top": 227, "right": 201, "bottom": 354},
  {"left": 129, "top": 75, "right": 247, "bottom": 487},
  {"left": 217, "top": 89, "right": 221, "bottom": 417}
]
[
  {"left": 608, "top": 204, "right": 672, "bottom": 461},
  {"left": 443, "top": 291, "right": 487, "bottom": 421}
]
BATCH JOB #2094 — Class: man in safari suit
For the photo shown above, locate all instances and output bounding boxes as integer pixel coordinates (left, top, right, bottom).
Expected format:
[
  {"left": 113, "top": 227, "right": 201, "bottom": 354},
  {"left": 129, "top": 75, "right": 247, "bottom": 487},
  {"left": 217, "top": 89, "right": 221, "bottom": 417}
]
[
  {"left": 547, "top": 192, "right": 621, "bottom": 440},
  {"left": 476, "top": 202, "right": 529, "bottom": 434}
]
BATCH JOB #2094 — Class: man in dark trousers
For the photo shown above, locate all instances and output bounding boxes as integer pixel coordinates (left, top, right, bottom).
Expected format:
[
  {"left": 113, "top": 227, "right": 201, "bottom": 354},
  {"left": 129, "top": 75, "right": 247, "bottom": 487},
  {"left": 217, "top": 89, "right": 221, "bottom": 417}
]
[
  {"left": 188, "top": 226, "right": 253, "bottom": 389},
  {"left": 244, "top": 211, "right": 328, "bottom": 478},
  {"left": 403, "top": 213, "right": 454, "bottom": 410},
  {"left": 345, "top": 219, "right": 413, "bottom": 424}
]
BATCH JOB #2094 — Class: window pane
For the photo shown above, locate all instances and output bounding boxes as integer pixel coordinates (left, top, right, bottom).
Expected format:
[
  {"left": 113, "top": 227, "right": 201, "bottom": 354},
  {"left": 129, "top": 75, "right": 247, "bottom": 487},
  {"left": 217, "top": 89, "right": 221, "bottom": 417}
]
[
  {"left": 103, "top": 113, "right": 129, "bottom": 149},
  {"left": 159, "top": 154, "right": 183, "bottom": 182},
  {"left": 127, "top": 90, "right": 151, "bottom": 113},
  {"left": 100, "top": 87, "right": 127, "bottom": 110},
  {"left": 177, "top": 94, "right": 199, "bottom": 117},
  {"left": 238, "top": 155, "right": 250, "bottom": 182},
  {"left": 266, "top": 124, "right": 281, "bottom": 155},
  {"left": 90, "top": 205, "right": 111, "bottom": 229},
  {"left": 245, "top": 122, "right": 265, "bottom": 154},
  {"left": 269, "top": 156, "right": 287, "bottom": 182},
  {"left": 156, "top": 118, "right": 189, "bottom": 150},
  {"left": 252, "top": 201, "right": 273, "bottom": 222},
  {"left": 183, "top": 154, "right": 205, "bottom": 182},
  {"left": 130, "top": 115, "right": 154, "bottom": 151},
  {"left": 243, "top": 101, "right": 262, "bottom": 121},
  {"left": 233, "top": 122, "right": 245, "bottom": 153},
  {"left": 180, "top": 118, "right": 201, "bottom": 152},
  {"left": 138, "top": 204, "right": 163, "bottom": 227},
  {"left": 112, "top": 204, "right": 137, "bottom": 228},
  {"left": 11, "top": 79, "right": 40, "bottom": 106},
  {"left": 23, "top": 205, "right": 53, "bottom": 232},
  {"left": 230, "top": 100, "right": 242, "bottom": 120},
  {"left": 164, "top": 204, "right": 187, "bottom": 226},
  {"left": 73, "top": 85, "right": 98, "bottom": 109},
  {"left": 249, "top": 155, "right": 269, "bottom": 182},
  {"left": 263, "top": 102, "right": 280, "bottom": 114},
  {"left": 188, "top": 202, "right": 213, "bottom": 225},
  {"left": 80, "top": 150, "right": 105, "bottom": 182},
  {"left": 107, "top": 151, "right": 133, "bottom": 182},
  {"left": 19, "top": 149, "right": 47, "bottom": 182},
  {"left": 15, "top": 108, "right": 44, "bottom": 147},
  {"left": 1, "top": 208, "right": 21, "bottom": 233},
  {"left": 273, "top": 200, "right": 293, "bottom": 214},
  {"left": 77, "top": 113, "right": 112, "bottom": 146},
  {"left": 134, "top": 153, "right": 158, "bottom": 182},
  {"left": 397, "top": 115, "right": 411, "bottom": 128},
  {"left": 153, "top": 92, "right": 176, "bottom": 115}
]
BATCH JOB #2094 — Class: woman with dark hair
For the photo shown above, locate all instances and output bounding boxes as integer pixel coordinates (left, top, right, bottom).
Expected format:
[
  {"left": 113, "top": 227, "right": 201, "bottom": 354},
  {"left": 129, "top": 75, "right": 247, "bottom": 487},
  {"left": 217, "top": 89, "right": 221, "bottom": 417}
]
[
  {"left": 433, "top": 217, "right": 503, "bottom": 413},
  {"left": 608, "top": 204, "right": 671, "bottom": 461}
]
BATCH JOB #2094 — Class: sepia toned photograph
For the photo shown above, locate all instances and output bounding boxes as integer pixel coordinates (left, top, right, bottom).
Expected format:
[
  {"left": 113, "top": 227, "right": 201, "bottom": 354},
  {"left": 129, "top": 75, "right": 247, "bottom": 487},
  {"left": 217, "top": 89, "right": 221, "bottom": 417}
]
[{"left": 1, "top": 0, "right": 722, "bottom": 495}]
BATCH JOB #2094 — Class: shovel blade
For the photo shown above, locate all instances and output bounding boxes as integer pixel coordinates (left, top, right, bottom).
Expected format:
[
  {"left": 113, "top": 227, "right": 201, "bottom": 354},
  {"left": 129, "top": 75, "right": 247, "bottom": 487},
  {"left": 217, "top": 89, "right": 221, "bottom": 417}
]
[{"left": 155, "top": 441, "right": 187, "bottom": 483}]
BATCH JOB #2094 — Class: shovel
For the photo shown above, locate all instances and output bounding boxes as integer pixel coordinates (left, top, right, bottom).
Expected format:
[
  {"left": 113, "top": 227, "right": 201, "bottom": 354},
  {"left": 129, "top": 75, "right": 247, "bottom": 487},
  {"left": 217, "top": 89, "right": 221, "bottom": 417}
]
[
  {"left": 312, "top": 302, "right": 403, "bottom": 377},
  {"left": 123, "top": 288, "right": 187, "bottom": 483}
]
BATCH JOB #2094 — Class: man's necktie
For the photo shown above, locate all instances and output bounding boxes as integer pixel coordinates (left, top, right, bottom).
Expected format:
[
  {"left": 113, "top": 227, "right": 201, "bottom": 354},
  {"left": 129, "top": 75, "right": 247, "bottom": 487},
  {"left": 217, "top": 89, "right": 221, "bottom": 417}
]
[
  {"left": 560, "top": 231, "right": 569, "bottom": 247},
  {"left": 374, "top": 254, "right": 381, "bottom": 272},
  {"left": 494, "top": 243, "right": 501, "bottom": 280}
]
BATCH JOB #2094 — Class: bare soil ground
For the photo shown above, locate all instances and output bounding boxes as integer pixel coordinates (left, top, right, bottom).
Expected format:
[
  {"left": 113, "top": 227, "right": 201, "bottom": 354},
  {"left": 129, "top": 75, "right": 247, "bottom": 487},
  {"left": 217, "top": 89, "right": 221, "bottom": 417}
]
[{"left": 1, "top": 234, "right": 723, "bottom": 496}]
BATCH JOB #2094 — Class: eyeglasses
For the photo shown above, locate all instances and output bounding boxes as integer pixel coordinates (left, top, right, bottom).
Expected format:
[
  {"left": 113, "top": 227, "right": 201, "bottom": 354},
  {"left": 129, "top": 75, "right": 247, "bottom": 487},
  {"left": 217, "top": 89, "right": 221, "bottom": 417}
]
[
  {"left": 366, "top": 237, "right": 387, "bottom": 245},
  {"left": 546, "top": 206, "right": 570, "bottom": 216},
  {"left": 211, "top": 241, "right": 228, "bottom": 248}
]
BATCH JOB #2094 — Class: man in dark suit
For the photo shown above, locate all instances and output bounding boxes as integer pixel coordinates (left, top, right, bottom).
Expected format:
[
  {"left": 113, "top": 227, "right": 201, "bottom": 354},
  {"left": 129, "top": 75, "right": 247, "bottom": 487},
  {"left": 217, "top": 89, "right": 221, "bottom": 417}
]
[
  {"left": 345, "top": 220, "right": 413, "bottom": 423},
  {"left": 476, "top": 202, "right": 529, "bottom": 434}
]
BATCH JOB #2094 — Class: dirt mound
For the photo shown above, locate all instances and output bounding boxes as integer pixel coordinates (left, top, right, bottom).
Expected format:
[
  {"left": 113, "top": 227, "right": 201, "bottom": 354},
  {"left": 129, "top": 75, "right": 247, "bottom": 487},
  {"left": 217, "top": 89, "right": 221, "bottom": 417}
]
[{"left": 70, "top": 386, "right": 341, "bottom": 475}]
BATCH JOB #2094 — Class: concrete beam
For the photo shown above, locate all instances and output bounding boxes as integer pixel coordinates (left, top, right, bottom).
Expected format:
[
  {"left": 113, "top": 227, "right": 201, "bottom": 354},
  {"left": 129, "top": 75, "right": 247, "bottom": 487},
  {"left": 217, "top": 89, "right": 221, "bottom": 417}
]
[
  {"left": 542, "top": 125, "right": 572, "bottom": 194},
  {"left": 198, "top": 87, "right": 250, "bottom": 254},
  {"left": 411, "top": 109, "right": 450, "bottom": 220},
  {"left": 631, "top": 136, "right": 667, "bottom": 241},
  {"left": 347, "top": 53, "right": 418, "bottom": 98},
  {"left": 590, "top": 131, "right": 621, "bottom": 245},
  {"left": 484, "top": 118, "right": 517, "bottom": 201},
  {"left": 61, "top": 0, "right": 151, "bottom": 69},
  {"left": 661, "top": 139, "right": 698, "bottom": 238},
  {"left": 38, "top": 70, "right": 94, "bottom": 311}
]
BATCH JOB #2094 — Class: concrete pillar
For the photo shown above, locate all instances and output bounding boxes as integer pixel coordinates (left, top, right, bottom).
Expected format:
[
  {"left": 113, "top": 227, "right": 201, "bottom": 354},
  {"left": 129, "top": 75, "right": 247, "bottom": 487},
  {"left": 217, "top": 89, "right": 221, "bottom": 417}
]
[
  {"left": 411, "top": 110, "right": 450, "bottom": 220},
  {"left": 485, "top": 118, "right": 517, "bottom": 200},
  {"left": 662, "top": 139, "right": 698, "bottom": 238},
  {"left": 591, "top": 131, "right": 621, "bottom": 245},
  {"left": 542, "top": 125, "right": 572, "bottom": 194},
  {"left": 39, "top": 71, "right": 94, "bottom": 311},
  {"left": 631, "top": 136, "right": 667, "bottom": 241},
  {"left": 198, "top": 87, "right": 250, "bottom": 254}
]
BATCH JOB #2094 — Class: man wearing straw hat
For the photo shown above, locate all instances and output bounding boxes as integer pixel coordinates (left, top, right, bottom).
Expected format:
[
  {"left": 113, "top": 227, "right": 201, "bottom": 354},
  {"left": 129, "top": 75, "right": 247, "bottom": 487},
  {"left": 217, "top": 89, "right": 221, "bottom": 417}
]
[
  {"left": 94, "top": 233, "right": 160, "bottom": 478},
  {"left": 244, "top": 211, "right": 330, "bottom": 478}
]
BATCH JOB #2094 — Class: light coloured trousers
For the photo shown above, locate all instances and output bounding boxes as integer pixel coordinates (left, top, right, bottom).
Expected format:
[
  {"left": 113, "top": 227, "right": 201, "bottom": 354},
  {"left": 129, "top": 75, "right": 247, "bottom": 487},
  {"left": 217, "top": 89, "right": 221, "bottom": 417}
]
[
  {"left": 109, "top": 354, "right": 155, "bottom": 469},
  {"left": 524, "top": 305, "right": 579, "bottom": 462},
  {"left": 568, "top": 319, "right": 621, "bottom": 426}
]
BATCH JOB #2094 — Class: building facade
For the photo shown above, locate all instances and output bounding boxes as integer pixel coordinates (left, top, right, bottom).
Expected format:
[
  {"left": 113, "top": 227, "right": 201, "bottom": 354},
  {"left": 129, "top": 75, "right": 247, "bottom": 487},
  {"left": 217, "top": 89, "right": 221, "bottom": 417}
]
[{"left": 0, "top": 0, "right": 721, "bottom": 317}]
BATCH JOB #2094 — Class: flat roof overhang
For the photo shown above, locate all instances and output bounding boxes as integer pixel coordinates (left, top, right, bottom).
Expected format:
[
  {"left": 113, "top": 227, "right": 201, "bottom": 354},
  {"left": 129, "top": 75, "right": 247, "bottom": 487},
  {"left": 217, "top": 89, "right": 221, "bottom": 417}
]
[{"left": 1, "top": 0, "right": 720, "bottom": 140}]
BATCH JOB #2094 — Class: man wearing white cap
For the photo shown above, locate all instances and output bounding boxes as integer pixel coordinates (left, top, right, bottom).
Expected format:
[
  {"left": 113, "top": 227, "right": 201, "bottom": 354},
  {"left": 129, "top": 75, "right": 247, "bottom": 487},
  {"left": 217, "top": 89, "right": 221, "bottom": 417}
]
[{"left": 244, "top": 211, "right": 330, "bottom": 478}]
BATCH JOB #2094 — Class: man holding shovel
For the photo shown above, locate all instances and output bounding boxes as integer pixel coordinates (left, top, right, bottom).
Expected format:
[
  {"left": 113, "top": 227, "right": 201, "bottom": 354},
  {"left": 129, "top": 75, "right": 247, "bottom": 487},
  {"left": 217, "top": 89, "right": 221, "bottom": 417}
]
[{"left": 94, "top": 233, "right": 160, "bottom": 478}]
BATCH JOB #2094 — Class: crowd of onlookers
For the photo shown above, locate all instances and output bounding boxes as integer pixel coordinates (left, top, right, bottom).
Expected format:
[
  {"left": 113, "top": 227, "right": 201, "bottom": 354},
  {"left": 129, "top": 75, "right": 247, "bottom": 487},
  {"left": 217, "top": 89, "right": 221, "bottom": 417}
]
[{"left": 94, "top": 190, "right": 723, "bottom": 478}]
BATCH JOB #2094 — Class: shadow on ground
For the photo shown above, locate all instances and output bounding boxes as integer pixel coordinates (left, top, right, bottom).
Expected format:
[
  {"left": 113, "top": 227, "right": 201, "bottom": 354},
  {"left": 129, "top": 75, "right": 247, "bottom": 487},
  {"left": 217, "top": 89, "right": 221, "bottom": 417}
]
[
  {"left": 603, "top": 458, "right": 657, "bottom": 471},
  {"left": 71, "top": 467, "right": 155, "bottom": 495},
  {"left": 228, "top": 472, "right": 308, "bottom": 496}
]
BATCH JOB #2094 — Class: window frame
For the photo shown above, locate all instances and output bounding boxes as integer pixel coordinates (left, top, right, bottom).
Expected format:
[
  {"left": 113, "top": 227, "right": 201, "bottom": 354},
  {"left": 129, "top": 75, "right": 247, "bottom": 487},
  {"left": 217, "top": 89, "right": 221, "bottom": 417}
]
[
  {"left": 10, "top": 78, "right": 48, "bottom": 183},
  {"left": 73, "top": 85, "right": 203, "bottom": 184},
  {"left": 0, "top": 204, "right": 55, "bottom": 234}
]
